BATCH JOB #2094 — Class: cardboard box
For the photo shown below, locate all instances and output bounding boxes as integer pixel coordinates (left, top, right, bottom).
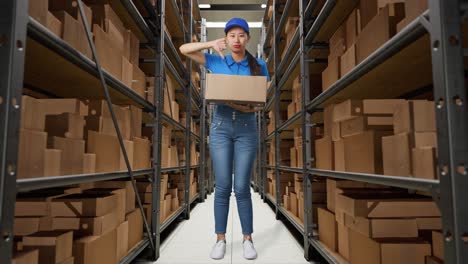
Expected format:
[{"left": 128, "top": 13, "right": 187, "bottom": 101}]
[
  {"left": 87, "top": 131, "right": 133, "bottom": 173},
  {"left": 363, "top": 99, "right": 404, "bottom": 115},
  {"left": 44, "top": 149, "right": 61, "bottom": 177},
  {"left": 93, "top": 181, "right": 135, "bottom": 214},
  {"left": 329, "top": 23, "right": 346, "bottom": 62},
  {"left": 326, "top": 179, "right": 373, "bottom": 212},
  {"left": 296, "top": 146, "right": 303, "bottom": 168},
  {"left": 333, "top": 99, "right": 363, "bottom": 122},
  {"left": 356, "top": 4, "right": 405, "bottom": 63},
  {"left": 133, "top": 137, "right": 151, "bottom": 170},
  {"left": 83, "top": 153, "right": 96, "bottom": 174},
  {"left": 359, "top": 0, "right": 378, "bottom": 30},
  {"left": 298, "top": 196, "right": 304, "bottom": 222},
  {"left": 315, "top": 136, "right": 334, "bottom": 170},
  {"left": 283, "top": 195, "right": 290, "bottom": 210},
  {"left": 425, "top": 256, "right": 444, "bottom": 264},
  {"left": 290, "top": 192, "right": 298, "bottom": 216},
  {"left": 12, "top": 249, "right": 39, "bottom": 264},
  {"left": 394, "top": 100, "right": 436, "bottom": 134},
  {"left": 121, "top": 57, "right": 133, "bottom": 87},
  {"left": 23, "top": 230, "right": 73, "bottom": 263},
  {"left": 413, "top": 147, "right": 437, "bottom": 180},
  {"left": 40, "top": 98, "right": 88, "bottom": 117},
  {"left": 318, "top": 208, "right": 338, "bottom": 251},
  {"left": 331, "top": 121, "right": 341, "bottom": 142},
  {"left": 73, "top": 229, "right": 117, "bottom": 264},
  {"left": 53, "top": 11, "right": 92, "bottom": 58},
  {"left": 46, "top": 11, "right": 62, "bottom": 37},
  {"left": 28, "top": 0, "right": 48, "bottom": 24},
  {"left": 14, "top": 216, "right": 53, "bottom": 236},
  {"left": 335, "top": 192, "right": 440, "bottom": 218},
  {"left": 45, "top": 113, "right": 84, "bottom": 140},
  {"left": 52, "top": 210, "right": 119, "bottom": 236},
  {"left": 334, "top": 140, "right": 345, "bottom": 171},
  {"left": 405, "top": 0, "right": 429, "bottom": 23},
  {"left": 52, "top": 137, "right": 85, "bottom": 175},
  {"left": 416, "top": 217, "right": 442, "bottom": 231},
  {"left": 349, "top": 229, "right": 431, "bottom": 264},
  {"left": 290, "top": 147, "right": 297, "bottom": 168},
  {"left": 344, "top": 130, "right": 390, "bottom": 174},
  {"left": 171, "top": 101, "right": 180, "bottom": 122},
  {"left": 287, "top": 102, "right": 296, "bottom": 119},
  {"left": 340, "top": 45, "right": 356, "bottom": 76},
  {"left": 116, "top": 221, "right": 129, "bottom": 261},
  {"left": 413, "top": 132, "right": 437, "bottom": 148},
  {"left": 129, "top": 106, "right": 142, "bottom": 138},
  {"left": 93, "top": 24, "right": 123, "bottom": 80},
  {"left": 344, "top": 214, "right": 419, "bottom": 238},
  {"left": 57, "top": 256, "right": 73, "bottom": 264},
  {"left": 346, "top": 8, "right": 361, "bottom": 48},
  {"left": 18, "top": 129, "right": 47, "bottom": 179},
  {"left": 165, "top": 195, "right": 172, "bottom": 218},
  {"left": 51, "top": 193, "right": 117, "bottom": 217},
  {"left": 125, "top": 209, "right": 143, "bottom": 250},
  {"left": 323, "top": 104, "right": 334, "bottom": 136},
  {"left": 432, "top": 231, "right": 444, "bottom": 260},
  {"left": 21, "top": 96, "right": 45, "bottom": 131},
  {"left": 337, "top": 223, "right": 349, "bottom": 260},
  {"left": 205, "top": 74, "right": 267, "bottom": 103},
  {"left": 382, "top": 133, "right": 412, "bottom": 176},
  {"left": 132, "top": 65, "right": 146, "bottom": 98},
  {"left": 171, "top": 197, "right": 180, "bottom": 211},
  {"left": 322, "top": 57, "right": 340, "bottom": 92}
]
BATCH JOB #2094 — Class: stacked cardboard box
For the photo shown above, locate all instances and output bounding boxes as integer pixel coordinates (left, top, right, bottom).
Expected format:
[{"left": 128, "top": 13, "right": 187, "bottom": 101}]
[
  {"left": 281, "top": 17, "right": 300, "bottom": 60},
  {"left": 162, "top": 73, "right": 179, "bottom": 121},
  {"left": 137, "top": 174, "right": 173, "bottom": 224},
  {"left": 315, "top": 99, "right": 437, "bottom": 179},
  {"left": 14, "top": 182, "right": 140, "bottom": 263},
  {"left": 322, "top": 2, "right": 407, "bottom": 92},
  {"left": 319, "top": 187, "right": 442, "bottom": 263},
  {"left": 268, "top": 140, "right": 294, "bottom": 166}
]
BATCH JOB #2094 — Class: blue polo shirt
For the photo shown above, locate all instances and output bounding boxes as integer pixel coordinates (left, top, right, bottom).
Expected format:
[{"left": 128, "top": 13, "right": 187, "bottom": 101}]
[{"left": 205, "top": 53, "right": 270, "bottom": 118}]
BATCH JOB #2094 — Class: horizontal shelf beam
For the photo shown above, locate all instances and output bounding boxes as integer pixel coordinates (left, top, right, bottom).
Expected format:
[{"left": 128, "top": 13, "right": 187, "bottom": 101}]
[
  {"left": 308, "top": 169, "right": 439, "bottom": 192},
  {"left": 305, "top": 0, "right": 337, "bottom": 44},
  {"left": 278, "top": 166, "right": 303, "bottom": 173},
  {"left": 277, "top": 28, "right": 300, "bottom": 74},
  {"left": 17, "top": 169, "right": 153, "bottom": 192}
]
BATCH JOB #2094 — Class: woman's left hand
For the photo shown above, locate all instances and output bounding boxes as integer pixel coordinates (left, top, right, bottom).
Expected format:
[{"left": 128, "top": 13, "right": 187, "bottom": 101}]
[{"left": 226, "top": 102, "right": 263, "bottom": 112}]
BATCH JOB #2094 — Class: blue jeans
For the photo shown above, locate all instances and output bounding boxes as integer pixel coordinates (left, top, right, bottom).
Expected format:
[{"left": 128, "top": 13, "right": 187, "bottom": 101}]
[{"left": 209, "top": 105, "right": 258, "bottom": 235}]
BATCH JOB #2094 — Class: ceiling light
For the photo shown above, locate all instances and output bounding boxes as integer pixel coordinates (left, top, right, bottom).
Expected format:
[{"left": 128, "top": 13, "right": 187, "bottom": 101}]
[
  {"left": 199, "top": 4, "right": 211, "bottom": 8},
  {"left": 261, "top": 4, "right": 267, "bottom": 8}
]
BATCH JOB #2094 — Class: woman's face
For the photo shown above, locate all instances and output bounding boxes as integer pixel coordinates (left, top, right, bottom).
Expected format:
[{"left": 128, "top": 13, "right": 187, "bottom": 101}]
[{"left": 226, "top": 27, "right": 249, "bottom": 53}]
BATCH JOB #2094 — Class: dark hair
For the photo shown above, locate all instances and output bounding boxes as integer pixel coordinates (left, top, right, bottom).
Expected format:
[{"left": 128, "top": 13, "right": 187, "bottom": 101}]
[{"left": 225, "top": 30, "right": 262, "bottom": 76}]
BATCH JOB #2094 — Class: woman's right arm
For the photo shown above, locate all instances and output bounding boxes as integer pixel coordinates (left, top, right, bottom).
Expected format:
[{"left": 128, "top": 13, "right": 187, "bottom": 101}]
[{"left": 179, "top": 38, "right": 227, "bottom": 66}]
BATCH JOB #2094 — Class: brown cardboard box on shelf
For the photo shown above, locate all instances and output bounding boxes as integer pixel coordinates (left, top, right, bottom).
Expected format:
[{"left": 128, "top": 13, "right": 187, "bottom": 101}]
[
  {"left": 83, "top": 187, "right": 125, "bottom": 223},
  {"left": 331, "top": 120, "right": 341, "bottom": 142},
  {"left": 93, "top": 24, "right": 123, "bottom": 80},
  {"left": 83, "top": 153, "right": 96, "bottom": 174},
  {"left": 425, "top": 256, "right": 444, "bottom": 264},
  {"left": 93, "top": 181, "right": 135, "bottom": 214},
  {"left": 205, "top": 74, "right": 267, "bottom": 104},
  {"left": 333, "top": 99, "right": 363, "bottom": 122},
  {"left": 322, "top": 57, "right": 340, "bottom": 92},
  {"left": 165, "top": 195, "right": 172, "bottom": 218},
  {"left": 341, "top": 116, "right": 393, "bottom": 138},
  {"left": 344, "top": 130, "right": 391, "bottom": 174},
  {"left": 44, "top": 149, "right": 61, "bottom": 177},
  {"left": 412, "top": 147, "right": 437, "bottom": 180},
  {"left": 359, "top": 0, "right": 378, "bottom": 30},
  {"left": 290, "top": 192, "right": 298, "bottom": 216},
  {"left": 18, "top": 129, "right": 47, "bottom": 179},
  {"left": 121, "top": 57, "right": 133, "bottom": 87},
  {"left": 412, "top": 132, "right": 437, "bottom": 149},
  {"left": 382, "top": 133, "right": 412, "bottom": 176},
  {"left": 290, "top": 147, "right": 297, "bottom": 168},
  {"left": 40, "top": 98, "right": 88, "bottom": 117},
  {"left": 362, "top": 99, "right": 404, "bottom": 115},
  {"left": 318, "top": 208, "right": 338, "bottom": 251},
  {"left": 356, "top": 3, "right": 405, "bottom": 63},
  {"left": 12, "top": 249, "right": 39, "bottom": 264},
  {"left": 349, "top": 229, "right": 431, "bottom": 264},
  {"left": 51, "top": 210, "right": 119, "bottom": 236},
  {"left": 394, "top": 100, "right": 436, "bottom": 134},
  {"left": 340, "top": 45, "right": 356, "bottom": 76},
  {"left": 116, "top": 221, "right": 129, "bottom": 261},
  {"left": 296, "top": 146, "right": 303, "bottom": 168},
  {"left": 323, "top": 104, "right": 334, "bottom": 136},
  {"left": 133, "top": 137, "right": 151, "bottom": 170},
  {"left": 51, "top": 193, "right": 117, "bottom": 217},
  {"left": 416, "top": 217, "right": 442, "bottom": 231},
  {"left": 405, "top": 0, "right": 429, "bottom": 23},
  {"left": 73, "top": 229, "right": 117, "bottom": 264},
  {"left": 125, "top": 209, "right": 143, "bottom": 251},
  {"left": 338, "top": 223, "right": 349, "bottom": 260},
  {"left": 52, "top": 10, "right": 91, "bottom": 58},
  {"left": 298, "top": 196, "right": 304, "bottom": 222},
  {"left": 45, "top": 113, "right": 85, "bottom": 140},
  {"left": 171, "top": 101, "right": 180, "bottom": 122},
  {"left": 315, "top": 136, "right": 333, "bottom": 170},
  {"left": 335, "top": 192, "right": 440, "bottom": 218},
  {"left": 333, "top": 140, "right": 345, "bottom": 171},
  {"left": 87, "top": 131, "right": 133, "bottom": 173},
  {"left": 432, "top": 231, "right": 444, "bottom": 260},
  {"left": 46, "top": 12, "right": 62, "bottom": 37},
  {"left": 146, "top": 77, "right": 155, "bottom": 105},
  {"left": 172, "top": 197, "right": 180, "bottom": 211},
  {"left": 329, "top": 23, "right": 346, "bottom": 62},
  {"left": 130, "top": 106, "right": 142, "bottom": 138},
  {"left": 326, "top": 179, "right": 376, "bottom": 213},
  {"left": 346, "top": 8, "right": 361, "bottom": 48},
  {"left": 28, "top": 0, "right": 48, "bottom": 25},
  {"left": 21, "top": 96, "right": 45, "bottom": 131},
  {"left": 132, "top": 65, "right": 146, "bottom": 98},
  {"left": 14, "top": 216, "right": 53, "bottom": 236},
  {"left": 52, "top": 137, "right": 85, "bottom": 175},
  {"left": 287, "top": 102, "right": 296, "bottom": 119},
  {"left": 57, "top": 256, "right": 74, "bottom": 264},
  {"left": 283, "top": 195, "right": 290, "bottom": 210},
  {"left": 285, "top": 17, "right": 300, "bottom": 34},
  {"left": 344, "top": 213, "right": 419, "bottom": 238},
  {"left": 49, "top": 0, "right": 93, "bottom": 27},
  {"left": 23, "top": 230, "right": 73, "bottom": 264}
]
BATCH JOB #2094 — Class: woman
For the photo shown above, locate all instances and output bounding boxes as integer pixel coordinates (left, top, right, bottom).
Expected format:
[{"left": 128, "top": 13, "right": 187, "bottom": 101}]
[{"left": 180, "top": 17, "right": 269, "bottom": 260}]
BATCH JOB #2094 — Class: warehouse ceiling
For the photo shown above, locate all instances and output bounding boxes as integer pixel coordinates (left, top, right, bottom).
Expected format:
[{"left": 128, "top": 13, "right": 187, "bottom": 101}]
[{"left": 198, "top": 0, "right": 268, "bottom": 56}]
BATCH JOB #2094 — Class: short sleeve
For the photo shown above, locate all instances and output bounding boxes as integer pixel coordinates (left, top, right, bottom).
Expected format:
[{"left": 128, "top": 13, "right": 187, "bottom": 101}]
[
  {"left": 257, "top": 59, "right": 270, "bottom": 82},
  {"left": 205, "top": 53, "right": 221, "bottom": 71}
]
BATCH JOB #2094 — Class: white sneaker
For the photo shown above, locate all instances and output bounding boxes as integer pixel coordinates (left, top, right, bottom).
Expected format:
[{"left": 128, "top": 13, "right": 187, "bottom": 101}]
[
  {"left": 243, "top": 240, "right": 257, "bottom": 260},
  {"left": 210, "top": 240, "right": 226, "bottom": 260}
]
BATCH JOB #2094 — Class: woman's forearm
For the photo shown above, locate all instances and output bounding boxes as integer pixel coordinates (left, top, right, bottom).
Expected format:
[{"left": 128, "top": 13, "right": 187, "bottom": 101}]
[{"left": 180, "top": 41, "right": 214, "bottom": 55}]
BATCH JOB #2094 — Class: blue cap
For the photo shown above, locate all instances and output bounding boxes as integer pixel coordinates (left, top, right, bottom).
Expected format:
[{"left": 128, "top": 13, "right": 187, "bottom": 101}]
[{"left": 225, "top": 17, "right": 250, "bottom": 34}]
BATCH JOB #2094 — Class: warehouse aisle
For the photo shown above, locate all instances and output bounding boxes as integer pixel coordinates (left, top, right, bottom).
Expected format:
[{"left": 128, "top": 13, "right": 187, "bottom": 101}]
[{"left": 151, "top": 189, "right": 311, "bottom": 264}]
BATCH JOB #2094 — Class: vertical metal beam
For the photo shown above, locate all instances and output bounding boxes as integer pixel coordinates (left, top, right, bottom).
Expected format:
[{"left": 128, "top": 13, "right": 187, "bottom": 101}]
[
  {"left": 261, "top": 112, "right": 267, "bottom": 200},
  {"left": 200, "top": 17, "right": 208, "bottom": 200},
  {"left": 0, "top": 0, "right": 27, "bottom": 263},
  {"left": 184, "top": 0, "right": 194, "bottom": 219},
  {"left": 300, "top": 0, "right": 315, "bottom": 260},
  {"left": 429, "top": 0, "right": 468, "bottom": 263},
  {"left": 150, "top": 0, "right": 166, "bottom": 260},
  {"left": 272, "top": 0, "right": 282, "bottom": 218}
]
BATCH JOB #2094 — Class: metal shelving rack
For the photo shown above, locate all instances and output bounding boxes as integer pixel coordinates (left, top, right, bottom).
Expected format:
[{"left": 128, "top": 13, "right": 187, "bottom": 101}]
[
  {"left": 0, "top": 0, "right": 207, "bottom": 263},
  {"left": 259, "top": 0, "right": 468, "bottom": 263}
]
